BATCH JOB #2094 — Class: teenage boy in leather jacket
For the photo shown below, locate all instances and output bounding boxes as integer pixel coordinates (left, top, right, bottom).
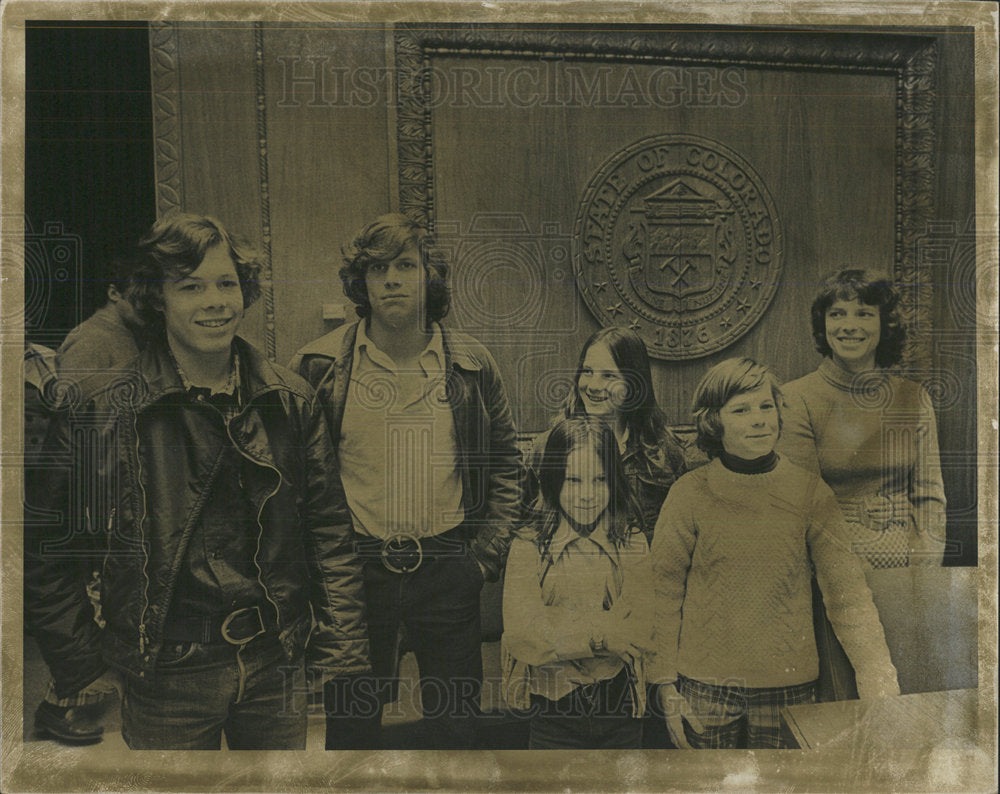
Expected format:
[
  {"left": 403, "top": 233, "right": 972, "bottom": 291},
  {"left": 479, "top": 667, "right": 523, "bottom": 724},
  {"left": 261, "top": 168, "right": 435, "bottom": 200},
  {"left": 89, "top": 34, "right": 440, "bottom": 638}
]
[{"left": 25, "top": 213, "right": 370, "bottom": 749}]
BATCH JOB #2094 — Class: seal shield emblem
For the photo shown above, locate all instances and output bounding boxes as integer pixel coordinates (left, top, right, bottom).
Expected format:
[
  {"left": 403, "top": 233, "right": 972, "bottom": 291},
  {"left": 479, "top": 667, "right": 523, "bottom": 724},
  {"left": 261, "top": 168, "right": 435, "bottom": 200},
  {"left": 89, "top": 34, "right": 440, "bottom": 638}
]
[{"left": 574, "top": 134, "right": 782, "bottom": 360}]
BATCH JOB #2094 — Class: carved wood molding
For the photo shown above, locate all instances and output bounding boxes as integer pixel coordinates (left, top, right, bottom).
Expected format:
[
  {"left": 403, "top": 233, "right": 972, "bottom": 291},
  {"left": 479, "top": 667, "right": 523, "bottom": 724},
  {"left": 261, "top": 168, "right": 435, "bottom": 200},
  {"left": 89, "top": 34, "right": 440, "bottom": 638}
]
[
  {"left": 252, "top": 23, "right": 277, "bottom": 361},
  {"left": 149, "top": 22, "right": 183, "bottom": 216},
  {"left": 393, "top": 25, "right": 937, "bottom": 370}
]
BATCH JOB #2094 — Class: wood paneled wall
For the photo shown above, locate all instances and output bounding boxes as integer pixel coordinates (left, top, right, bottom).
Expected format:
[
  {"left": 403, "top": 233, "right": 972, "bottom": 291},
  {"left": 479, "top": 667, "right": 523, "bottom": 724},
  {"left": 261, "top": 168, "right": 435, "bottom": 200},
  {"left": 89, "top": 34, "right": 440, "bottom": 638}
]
[
  {"left": 155, "top": 23, "right": 392, "bottom": 363},
  {"left": 429, "top": 55, "right": 896, "bottom": 431},
  {"left": 151, "top": 23, "right": 977, "bottom": 564}
]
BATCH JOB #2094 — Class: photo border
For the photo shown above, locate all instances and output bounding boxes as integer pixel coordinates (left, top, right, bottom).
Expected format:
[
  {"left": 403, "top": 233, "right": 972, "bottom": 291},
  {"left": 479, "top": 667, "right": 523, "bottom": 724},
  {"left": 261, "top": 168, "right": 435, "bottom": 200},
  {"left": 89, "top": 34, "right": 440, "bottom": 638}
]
[{"left": 1, "top": 2, "right": 996, "bottom": 792}]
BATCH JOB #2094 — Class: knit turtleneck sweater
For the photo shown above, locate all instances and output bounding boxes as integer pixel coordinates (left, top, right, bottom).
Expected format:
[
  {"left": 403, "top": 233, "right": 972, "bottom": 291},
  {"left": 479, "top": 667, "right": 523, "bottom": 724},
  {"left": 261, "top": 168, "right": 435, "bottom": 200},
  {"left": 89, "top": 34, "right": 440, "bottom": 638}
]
[
  {"left": 779, "top": 357, "right": 947, "bottom": 568},
  {"left": 648, "top": 455, "right": 899, "bottom": 696},
  {"left": 719, "top": 449, "right": 778, "bottom": 474}
]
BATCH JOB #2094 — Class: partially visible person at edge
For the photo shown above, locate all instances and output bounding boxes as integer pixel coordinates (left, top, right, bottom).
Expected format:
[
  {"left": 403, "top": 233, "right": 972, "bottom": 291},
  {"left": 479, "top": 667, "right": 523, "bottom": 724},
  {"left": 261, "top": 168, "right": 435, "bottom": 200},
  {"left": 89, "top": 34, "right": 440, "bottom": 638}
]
[
  {"left": 24, "top": 212, "right": 370, "bottom": 749},
  {"left": 527, "top": 327, "right": 693, "bottom": 545},
  {"left": 291, "top": 213, "right": 523, "bottom": 750},
  {"left": 779, "top": 268, "right": 947, "bottom": 569},
  {"left": 55, "top": 254, "right": 146, "bottom": 378},
  {"left": 777, "top": 269, "right": 947, "bottom": 703},
  {"left": 502, "top": 416, "right": 653, "bottom": 749},
  {"left": 649, "top": 357, "right": 899, "bottom": 751},
  {"left": 30, "top": 254, "right": 146, "bottom": 745}
]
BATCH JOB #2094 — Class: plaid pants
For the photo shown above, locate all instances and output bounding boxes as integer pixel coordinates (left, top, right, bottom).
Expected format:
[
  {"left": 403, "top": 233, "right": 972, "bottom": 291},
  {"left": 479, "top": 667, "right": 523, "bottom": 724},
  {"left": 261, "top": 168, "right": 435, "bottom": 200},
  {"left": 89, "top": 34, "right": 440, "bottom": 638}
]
[{"left": 678, "top": 675, "right": 816, "bottom": 749}]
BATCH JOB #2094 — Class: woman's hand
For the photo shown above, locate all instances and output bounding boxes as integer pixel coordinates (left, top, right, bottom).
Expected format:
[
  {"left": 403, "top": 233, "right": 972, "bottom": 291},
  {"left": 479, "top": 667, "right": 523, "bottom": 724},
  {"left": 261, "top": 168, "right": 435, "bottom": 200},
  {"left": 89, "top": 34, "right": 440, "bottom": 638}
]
[
  {"left": 658, "top": 683, "right": 704, "bottom": 749},
  {"left": 859, "top": 493, "right": 895, "bottom": 530}
]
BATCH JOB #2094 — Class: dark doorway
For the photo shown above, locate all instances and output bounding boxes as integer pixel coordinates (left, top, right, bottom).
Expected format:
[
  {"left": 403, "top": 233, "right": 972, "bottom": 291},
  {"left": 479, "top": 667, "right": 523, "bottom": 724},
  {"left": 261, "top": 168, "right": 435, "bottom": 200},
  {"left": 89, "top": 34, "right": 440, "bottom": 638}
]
[{"left": 25, "top": 20, "right": 155, "bottom": 348}]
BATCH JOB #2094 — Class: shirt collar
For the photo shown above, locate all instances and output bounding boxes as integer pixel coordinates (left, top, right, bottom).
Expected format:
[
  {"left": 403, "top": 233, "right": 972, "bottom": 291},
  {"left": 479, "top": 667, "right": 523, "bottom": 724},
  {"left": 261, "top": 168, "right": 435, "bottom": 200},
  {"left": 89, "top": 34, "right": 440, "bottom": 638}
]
[
  {"left": 168, "top": 344, "right": 241, "bottom": 398},
  {"left": 355, "top": 320, "right": 445, "bottom": 376},
  {"left": 548, "top": 515, "right": 618, "bottom": 560}
]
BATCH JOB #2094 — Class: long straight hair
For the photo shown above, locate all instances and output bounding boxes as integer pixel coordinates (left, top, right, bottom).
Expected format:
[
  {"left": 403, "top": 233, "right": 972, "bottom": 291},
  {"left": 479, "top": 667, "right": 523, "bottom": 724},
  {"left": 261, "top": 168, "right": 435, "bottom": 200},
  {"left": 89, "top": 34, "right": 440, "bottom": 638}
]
[
  {"left": 563, "top": 327, "right": 685, "bottom": 468},
  {"left": 533, "top": 416, "right": 638, "bottom": 562}
]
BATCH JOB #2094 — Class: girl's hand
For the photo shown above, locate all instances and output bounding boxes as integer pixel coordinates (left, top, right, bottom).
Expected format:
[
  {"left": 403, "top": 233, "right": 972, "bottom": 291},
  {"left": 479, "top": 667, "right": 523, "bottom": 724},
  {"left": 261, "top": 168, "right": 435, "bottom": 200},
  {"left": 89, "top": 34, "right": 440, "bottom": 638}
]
[
  {"left": 658, "top": 683, "right": 704, "bottom": 749},
  {"left": 602, "top": 627, "right": 643, "bottom": 663}
]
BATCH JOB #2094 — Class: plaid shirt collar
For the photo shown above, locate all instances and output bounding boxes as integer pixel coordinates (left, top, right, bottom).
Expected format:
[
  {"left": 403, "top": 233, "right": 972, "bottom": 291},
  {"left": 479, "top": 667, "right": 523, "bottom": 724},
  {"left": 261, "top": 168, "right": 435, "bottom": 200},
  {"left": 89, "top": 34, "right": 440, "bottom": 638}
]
[{"left": 167, "top": 344, "right": 242, "bottom": 409}]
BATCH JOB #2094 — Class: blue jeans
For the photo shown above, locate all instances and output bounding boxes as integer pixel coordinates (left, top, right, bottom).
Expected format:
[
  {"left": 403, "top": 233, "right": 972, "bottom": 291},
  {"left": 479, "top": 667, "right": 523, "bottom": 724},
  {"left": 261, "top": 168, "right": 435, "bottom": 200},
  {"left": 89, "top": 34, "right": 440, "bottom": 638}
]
[{"left": 121, "top": 634, "right": 307, "bottom": 750}]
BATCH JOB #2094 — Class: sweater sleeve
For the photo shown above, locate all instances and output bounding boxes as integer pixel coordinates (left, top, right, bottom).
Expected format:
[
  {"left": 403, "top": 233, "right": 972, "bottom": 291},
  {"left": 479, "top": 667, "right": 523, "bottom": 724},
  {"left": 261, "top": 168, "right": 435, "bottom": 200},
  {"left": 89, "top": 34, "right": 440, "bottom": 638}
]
[
  {"left": 614, "top": 533, "right": 655, "bottom": 653},
  {"left": 501, "top": 538, "right": 608, "bottom": 665},
  {"left": 646, "top": 481, "right": 697, "bottom": 685},
  {"left": 807, "top": 480, "right": 900, "bottom": 699},
  {"left": 777, "top": 385, "right": 823, "bottom": 477},
  {"left": 908, "top": 386, "right": 947, "bottom": 566}
]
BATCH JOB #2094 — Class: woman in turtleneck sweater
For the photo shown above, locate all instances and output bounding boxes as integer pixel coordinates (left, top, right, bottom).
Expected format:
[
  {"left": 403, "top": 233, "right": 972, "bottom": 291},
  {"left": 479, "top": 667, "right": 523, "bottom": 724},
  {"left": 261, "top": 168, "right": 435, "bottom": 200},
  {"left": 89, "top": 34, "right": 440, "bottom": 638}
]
[
  {"left": 779, "top": 269, "right": 947, "bottom": 569},
  {"left": 648, "top": 357, "right": 898, "bottom": 750}
]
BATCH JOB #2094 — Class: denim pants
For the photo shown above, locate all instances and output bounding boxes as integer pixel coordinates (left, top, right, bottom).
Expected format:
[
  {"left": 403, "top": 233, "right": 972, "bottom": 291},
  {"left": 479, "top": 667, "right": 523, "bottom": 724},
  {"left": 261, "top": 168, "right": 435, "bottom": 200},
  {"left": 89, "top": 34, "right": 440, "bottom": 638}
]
[
  {"left": 325, "top": 550, "right": 483, "bottom": 749},
  {"left": 121, "top": 633, "right": 307, "bottom": 750},
  {"left": 528, "top": 668, "right": 641, "bottom": 750}
]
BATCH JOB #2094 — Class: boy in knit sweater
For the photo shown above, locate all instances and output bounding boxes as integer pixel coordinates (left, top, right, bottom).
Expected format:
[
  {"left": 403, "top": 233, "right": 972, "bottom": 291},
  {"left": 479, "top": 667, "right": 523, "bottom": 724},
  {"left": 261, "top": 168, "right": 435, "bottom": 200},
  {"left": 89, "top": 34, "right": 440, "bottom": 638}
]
[{"left": 649, "top": 358, "right": 899, "bottom": 749}]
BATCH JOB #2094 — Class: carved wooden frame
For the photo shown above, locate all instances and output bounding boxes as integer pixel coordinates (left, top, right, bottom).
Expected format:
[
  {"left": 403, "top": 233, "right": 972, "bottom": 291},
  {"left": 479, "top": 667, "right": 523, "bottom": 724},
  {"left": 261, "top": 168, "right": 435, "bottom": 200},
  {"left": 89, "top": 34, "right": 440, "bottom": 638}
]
[
  {"left": 149, "top": 22, "right": 184, "bottom": 216},
  {"left": 393, "top": 25, "right": 937, "bottom": 369}
]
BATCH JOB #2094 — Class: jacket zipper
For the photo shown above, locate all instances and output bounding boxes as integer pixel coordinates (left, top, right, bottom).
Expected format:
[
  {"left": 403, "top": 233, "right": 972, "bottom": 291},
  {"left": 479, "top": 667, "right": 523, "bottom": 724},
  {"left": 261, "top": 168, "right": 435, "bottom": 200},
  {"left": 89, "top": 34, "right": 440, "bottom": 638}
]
[
  {"left": 225, "top": 418, "right": 284, "bottom": 631},
  {"left": 132, "top": 412, "right": 152, "bottom": 655},
  {"left": 101, "top": 507, "right": 115, "bottom": 589}
]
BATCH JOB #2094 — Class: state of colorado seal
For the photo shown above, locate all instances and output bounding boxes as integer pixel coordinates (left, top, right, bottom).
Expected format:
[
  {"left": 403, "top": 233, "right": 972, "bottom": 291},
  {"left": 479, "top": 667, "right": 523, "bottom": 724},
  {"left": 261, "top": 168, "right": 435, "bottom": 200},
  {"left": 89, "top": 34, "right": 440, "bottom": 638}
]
[{"left": 573, "top": 134, "right": 782, "bottom": 360}]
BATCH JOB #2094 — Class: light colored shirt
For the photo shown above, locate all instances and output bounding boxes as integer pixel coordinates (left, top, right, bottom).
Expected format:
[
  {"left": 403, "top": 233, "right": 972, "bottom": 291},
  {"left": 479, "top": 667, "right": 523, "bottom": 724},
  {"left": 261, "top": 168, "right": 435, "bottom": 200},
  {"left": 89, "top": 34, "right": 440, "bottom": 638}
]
[
  {"left": 502, "top": 519, "right": 652, "bottom": 710},
  {"left": 338, "top": 322, "right": 464, "bottom": 539}
]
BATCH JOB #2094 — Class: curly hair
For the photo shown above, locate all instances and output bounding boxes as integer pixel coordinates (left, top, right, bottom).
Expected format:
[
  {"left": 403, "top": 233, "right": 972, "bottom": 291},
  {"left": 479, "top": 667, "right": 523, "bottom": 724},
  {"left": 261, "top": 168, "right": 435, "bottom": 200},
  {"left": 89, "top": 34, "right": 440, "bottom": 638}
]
[
  {"left": 534, "top": 416, "right": 639, "bottom": 559},
  {"left": 692, "top": 357, "right": 783, "bottom": 460},
  {"left": 129, "top": 213, "right": 263, "bottom": 330},
  {"left": 809, "top": 268, "right": 906, "bottom": 368},
  {"left": 339, "top": 213, "right": 450, "bottom": 326}
]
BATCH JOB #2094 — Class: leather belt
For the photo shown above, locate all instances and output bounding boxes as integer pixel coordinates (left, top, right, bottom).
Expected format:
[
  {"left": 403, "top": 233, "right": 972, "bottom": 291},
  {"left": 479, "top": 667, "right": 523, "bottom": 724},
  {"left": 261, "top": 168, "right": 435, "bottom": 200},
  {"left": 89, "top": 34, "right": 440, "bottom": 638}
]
[
  {"left": 354, "top": 526, "right": 469, "bottom": 574},
  {"left": 161, "top": 605, "right": 276, "bottom": 645}
]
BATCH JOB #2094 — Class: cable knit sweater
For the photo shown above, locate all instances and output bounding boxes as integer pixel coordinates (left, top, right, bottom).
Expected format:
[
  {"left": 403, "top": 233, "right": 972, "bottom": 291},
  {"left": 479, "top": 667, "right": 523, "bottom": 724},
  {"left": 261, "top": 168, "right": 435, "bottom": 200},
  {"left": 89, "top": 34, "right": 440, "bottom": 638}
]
[
  {"left": 779, "top": 358, "right": 947, "bottom": 567},
  {"left": 648, "top": 456, "right": 899, "bottom": 696}
]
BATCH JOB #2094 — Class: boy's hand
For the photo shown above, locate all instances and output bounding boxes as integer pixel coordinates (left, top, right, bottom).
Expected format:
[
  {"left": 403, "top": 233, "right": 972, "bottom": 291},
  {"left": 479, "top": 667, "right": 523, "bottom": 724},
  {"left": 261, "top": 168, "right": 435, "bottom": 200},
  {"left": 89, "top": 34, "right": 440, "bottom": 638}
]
[
  {"left": 658, "top": 683, "right": 703, "bottom": 749},
  {"left": 856, "top": 674, "right": 900, "bottom": 700}
]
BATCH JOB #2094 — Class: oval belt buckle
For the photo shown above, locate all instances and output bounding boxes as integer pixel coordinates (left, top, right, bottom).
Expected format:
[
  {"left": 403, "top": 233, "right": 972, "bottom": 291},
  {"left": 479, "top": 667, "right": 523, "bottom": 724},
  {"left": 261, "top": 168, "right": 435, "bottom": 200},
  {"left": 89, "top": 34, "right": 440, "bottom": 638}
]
[
  {"left": 381, "top": 534, "right": 423, "bottom": 574},
  {"left": 221, "top": 605, "right": 266, "bottom": 646}
]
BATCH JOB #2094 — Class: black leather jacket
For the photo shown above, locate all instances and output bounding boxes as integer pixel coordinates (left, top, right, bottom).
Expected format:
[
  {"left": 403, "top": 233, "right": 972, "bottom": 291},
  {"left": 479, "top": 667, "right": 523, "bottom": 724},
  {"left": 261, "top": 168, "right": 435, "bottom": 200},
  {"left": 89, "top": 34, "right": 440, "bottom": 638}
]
[
  {"left": 291, "top": 321, "right": 523, "bottom": 582},
  {"left": 25, "top": 337, "right": 370, "bottom": 698}
]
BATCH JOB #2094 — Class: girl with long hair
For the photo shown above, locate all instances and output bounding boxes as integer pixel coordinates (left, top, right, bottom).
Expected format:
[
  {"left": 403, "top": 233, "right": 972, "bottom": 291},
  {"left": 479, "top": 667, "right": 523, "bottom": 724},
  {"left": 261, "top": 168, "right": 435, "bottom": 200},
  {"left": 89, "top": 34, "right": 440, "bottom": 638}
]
[
  {"left": 530, "top": 327, "right": 690, "bottom": 543},
  {"left": 503, "top": 417, "right": 652, "bottom": 749}
]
